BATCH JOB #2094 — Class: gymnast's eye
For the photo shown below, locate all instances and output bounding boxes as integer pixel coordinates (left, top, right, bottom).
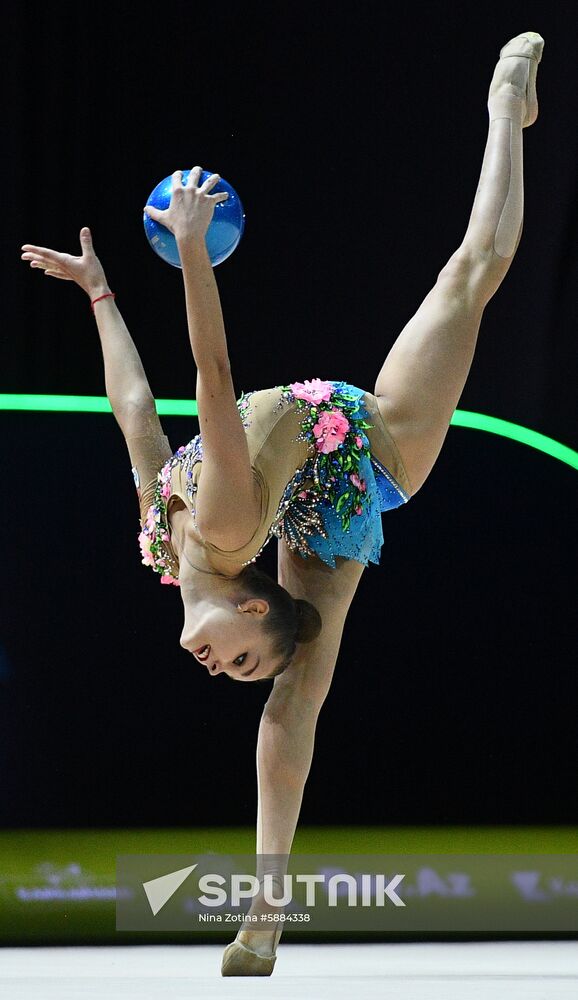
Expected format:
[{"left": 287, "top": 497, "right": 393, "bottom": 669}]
[{"left": 233, "top": 653, "right": 248, "bottom": 667}]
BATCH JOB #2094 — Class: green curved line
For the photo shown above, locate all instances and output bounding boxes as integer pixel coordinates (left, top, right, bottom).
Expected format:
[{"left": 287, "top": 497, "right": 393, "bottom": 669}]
[
  {"left": 0, "top": 393, "right": 198, "bottom": 417},
  {"left": 449, "top": 409, "right": 578, "bottom": 470},
  {"left": 0, "top": 394, "right": 576, "bottom": 470}
]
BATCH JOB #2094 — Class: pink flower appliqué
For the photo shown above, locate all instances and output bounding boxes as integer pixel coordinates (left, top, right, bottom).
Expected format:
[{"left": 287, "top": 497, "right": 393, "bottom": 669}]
[
  {"left": 161, "top": 574, "right": 180, "bottom": 586},
  {"left": 355, "top": 435, "right": 363, "bottom": 449},
  {"left": 138, "top": 531, "right": 155, "bottom": 567},
  {"left": 349, "top": 473, "right": 367, "bottom": 492},
  {"left": 355, "top": 505, "right": 363, "bottom": 516},
  {"left": 312, "top": 409, "right": 350, "bottom": 454},
  {"left": 290, "top": 378, "right": 334, "bottom": 404}
]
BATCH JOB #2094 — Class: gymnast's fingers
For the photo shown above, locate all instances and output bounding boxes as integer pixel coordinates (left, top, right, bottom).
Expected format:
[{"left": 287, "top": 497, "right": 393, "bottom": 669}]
[
  {"left": 186, "top": 165, "right": 203, "bottom": 188},
  {"left": 200, "top": 172, "right": 221, "bottom": 193},
  {"left": 21, "top": 244, "right": 66, "bottom": 263},
  {"left": 44, "top": 269, "right": 73, "bottom": 280}
]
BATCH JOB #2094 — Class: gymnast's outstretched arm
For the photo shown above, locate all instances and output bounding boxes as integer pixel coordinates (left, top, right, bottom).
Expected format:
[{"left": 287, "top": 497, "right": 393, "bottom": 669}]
[
  {"left": 223, "top": 547, "right": 365, "bottom": 965},
  {"left": 20, "top": 229, "right": 164, "bottom": 440},
  {"left": 144, "top": 168, "right": 262, "bottom": 550}
]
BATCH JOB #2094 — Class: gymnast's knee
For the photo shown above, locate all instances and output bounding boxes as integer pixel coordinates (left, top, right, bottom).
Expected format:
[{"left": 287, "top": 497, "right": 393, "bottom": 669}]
[{"left": 437, "top": 244, "right": 510, "bottom": 309}]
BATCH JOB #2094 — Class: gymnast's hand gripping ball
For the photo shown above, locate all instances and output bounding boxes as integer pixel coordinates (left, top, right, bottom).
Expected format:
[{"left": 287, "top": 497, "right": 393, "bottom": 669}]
[{"left": 143, "top": 169, "right": 245, "bottom": 268}]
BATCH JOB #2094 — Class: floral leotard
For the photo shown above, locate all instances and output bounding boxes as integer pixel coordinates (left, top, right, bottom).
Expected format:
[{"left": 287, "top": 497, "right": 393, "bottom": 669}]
[{"left": 137, "top": 379, "right": 410, "bottom": 585}]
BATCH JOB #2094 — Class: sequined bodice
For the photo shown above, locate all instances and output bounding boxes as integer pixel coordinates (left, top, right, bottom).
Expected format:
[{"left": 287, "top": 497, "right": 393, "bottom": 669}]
[{"left": 137, "top": 380, "right": 410, "bottom": 584}]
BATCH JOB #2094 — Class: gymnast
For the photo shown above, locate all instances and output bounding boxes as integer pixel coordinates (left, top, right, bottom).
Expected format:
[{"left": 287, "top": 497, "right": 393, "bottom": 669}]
[{"left": 21, "top": 31, "right": 544, "bottom": 976}]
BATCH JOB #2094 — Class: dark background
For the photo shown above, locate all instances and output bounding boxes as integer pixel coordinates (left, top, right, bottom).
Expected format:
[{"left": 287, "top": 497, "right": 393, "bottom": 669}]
[{"left": 2, "top": 2, "right": 576, "bottom": 828}]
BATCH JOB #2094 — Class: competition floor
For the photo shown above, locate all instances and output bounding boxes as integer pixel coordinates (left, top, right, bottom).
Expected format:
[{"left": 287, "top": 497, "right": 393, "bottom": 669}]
[{"left": 1, "top": 942, "right": 577, "bottom": 999}]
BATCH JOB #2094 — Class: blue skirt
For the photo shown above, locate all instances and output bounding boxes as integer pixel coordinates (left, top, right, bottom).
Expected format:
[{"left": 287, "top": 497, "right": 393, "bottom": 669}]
[{"left": 271, "top": 380, "right": 409, "bottom": 569}]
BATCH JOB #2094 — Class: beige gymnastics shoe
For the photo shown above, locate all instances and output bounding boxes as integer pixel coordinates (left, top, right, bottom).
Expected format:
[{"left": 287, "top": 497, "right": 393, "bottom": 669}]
[
  {"left": 490, "top": 32, "right": 545, "bottom": 127},
  {"left": 221, "top": 921, "right": 283, "bottom": 977},
  {"left": 221, "top": 938, "right": 277, "bottom": 976}
]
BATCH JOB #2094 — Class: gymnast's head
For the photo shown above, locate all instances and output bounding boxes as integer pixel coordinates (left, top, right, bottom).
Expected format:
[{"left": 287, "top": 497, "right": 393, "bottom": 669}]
[{"left": 179, "top": 564, "right": 322, "bottom": 682}]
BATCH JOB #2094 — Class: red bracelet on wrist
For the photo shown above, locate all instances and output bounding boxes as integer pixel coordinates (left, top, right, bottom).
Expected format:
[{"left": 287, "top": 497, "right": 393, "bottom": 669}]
[{"left": 91, "top": 292, "right": 116, "bottom": 312}]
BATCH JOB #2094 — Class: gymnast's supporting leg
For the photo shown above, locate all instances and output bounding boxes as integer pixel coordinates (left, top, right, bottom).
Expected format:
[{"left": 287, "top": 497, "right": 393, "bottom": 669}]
[{"left": 373, "top": 32, "right": 544, "bottom": 496}]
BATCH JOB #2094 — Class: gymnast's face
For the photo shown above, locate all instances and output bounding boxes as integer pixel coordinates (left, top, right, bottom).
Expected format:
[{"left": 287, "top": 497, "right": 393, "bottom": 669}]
[{"left": 179, "top": 593, "right": 276, "bottom": 681}]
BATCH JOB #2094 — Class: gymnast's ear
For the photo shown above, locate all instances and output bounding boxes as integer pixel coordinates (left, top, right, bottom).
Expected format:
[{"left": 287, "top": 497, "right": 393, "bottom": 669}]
[
  {"left": 237, "top": 598, "right": 269, "bottom": 617},
  {"left": 294, "top": 599, "right": 322, "bottom": 643}
]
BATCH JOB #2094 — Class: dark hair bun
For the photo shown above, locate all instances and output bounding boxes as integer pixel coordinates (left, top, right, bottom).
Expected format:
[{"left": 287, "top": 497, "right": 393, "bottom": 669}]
[{"left": 294, "top": 599, "right": 323, "bottom": 644}]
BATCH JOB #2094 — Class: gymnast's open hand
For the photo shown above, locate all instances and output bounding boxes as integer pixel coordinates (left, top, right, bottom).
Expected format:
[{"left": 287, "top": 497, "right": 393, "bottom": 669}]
[
  {"left": 143, "top": 167, "right": 229, "bottom": 242},
  {"left": 20, "top": 228, "right": 110, "bottom": 299}
]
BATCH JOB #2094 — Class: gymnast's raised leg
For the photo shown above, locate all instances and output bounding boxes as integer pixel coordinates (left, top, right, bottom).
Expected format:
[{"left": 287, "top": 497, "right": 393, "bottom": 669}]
[{"left": 373, "top": 32, "right": 544, "bottom": 497}]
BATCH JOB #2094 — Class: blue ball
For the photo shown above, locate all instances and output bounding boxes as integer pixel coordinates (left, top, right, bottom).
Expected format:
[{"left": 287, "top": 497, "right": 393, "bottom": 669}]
[{"left": 143, "top": 169, "right": 245, "bottom": 268}]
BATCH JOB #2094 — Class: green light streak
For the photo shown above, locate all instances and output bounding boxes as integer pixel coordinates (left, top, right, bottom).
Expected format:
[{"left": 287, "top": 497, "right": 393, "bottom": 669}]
[
  {"left": 0, "top": 394, "right": 576, "bottom": 469},
  {"left": 0, "top": 394, "right": 198, "bottom": 417},
  {"left": 450, "top": 409, "right": 578, "bottom": 470}
]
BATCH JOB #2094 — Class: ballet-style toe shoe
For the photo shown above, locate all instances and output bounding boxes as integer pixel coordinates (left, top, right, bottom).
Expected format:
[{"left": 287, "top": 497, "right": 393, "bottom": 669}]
[{"left": 497, "top": 31, "right": 545, "bottom": 127}]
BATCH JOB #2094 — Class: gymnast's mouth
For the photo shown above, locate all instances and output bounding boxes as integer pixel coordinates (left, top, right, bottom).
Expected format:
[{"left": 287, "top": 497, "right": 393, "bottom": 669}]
[{"left": 193, "top": 644, "right": 211, "bottom": 661}]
